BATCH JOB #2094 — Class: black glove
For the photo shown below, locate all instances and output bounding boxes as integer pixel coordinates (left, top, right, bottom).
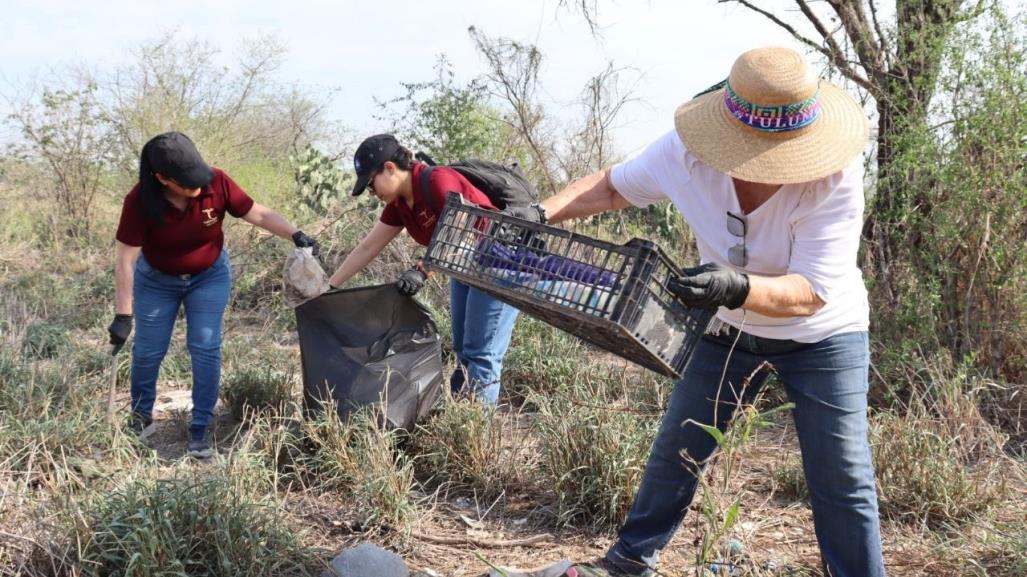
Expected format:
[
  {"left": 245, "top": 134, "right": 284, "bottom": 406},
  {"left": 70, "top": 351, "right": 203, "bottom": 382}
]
[
  {"left": 667, "top": 262, "right": 750, "bottom": 310},
  {"left": 395, "top": 267, "right": 428, "bottom": 296},
  {"left": 292, "top": 230, "right": 320, "bottom": 257},
  {"left": 108, "top": 314, "right": 133, "bottom": 355}
]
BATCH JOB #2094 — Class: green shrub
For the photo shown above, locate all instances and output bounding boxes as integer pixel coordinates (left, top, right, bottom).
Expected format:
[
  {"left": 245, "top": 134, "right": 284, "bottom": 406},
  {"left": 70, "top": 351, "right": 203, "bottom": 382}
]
[
  {"left": 868, "top": 7, "right": 1027, "bottom": 419},
  {"left": 872, "top": 408, "right": 1005, "bottom": 527},
  {"left": 221, "top": 366, "right": 295, "bottom": 421},
  {"left": 413, "top": 397, "right": 537, "bottom": 499},
  {"left": 291, "top": 145, "right": 350, "bottom": 214},
  {"left": 503, "top": 317, "right": 590, "bottom": 405},
  {"left": 0, "top": 345, "right": 140, "bottom": 485},
  {"left": 0, "top": 350, "right": 29, "bottom": 409},
  {"left": 73, "top": 345, "right": 114, "bottom": 377},
  {"left": 75, "top": 476, "right": 318, "bottom": 577},
  {"left": 228, "top": 239, "right": 291, "bottom": 314},
  {"left": 964, "top": 521, "right": 1027, "bottom": 577},
  {"left": 299, "top": 407, "right": 417, "bottom": 533},
  {"left": 22, "top": 321, "right": 70, "bottom": 360},
  {"left": 0, "top": 361, "right": 77, "bottom": 416},
  {"left": 531, "top": 381, "right": 657, "bottom": 530}
]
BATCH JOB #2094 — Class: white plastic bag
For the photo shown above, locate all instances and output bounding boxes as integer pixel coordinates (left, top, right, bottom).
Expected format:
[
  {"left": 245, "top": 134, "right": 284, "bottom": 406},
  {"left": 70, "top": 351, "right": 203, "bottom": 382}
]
[{"left": 283, "top": 247, "right": 330, "bottom": 308}]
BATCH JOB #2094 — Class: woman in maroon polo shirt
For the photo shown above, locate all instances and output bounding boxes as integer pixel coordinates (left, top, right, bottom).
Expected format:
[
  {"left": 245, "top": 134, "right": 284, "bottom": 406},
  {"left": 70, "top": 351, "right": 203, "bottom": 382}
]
[
  {"left": 327, "top": 134, "right": 527, "bottom": 405},
  {"left": 109, "top": 132, "right": 318, "bottom": 459}
]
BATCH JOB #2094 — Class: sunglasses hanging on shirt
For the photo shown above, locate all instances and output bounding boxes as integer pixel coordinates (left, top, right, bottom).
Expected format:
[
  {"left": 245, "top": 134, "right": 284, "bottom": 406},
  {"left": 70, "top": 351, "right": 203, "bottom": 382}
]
[{"left": 726, "top": 211, "right": 748, "bottom": 267}]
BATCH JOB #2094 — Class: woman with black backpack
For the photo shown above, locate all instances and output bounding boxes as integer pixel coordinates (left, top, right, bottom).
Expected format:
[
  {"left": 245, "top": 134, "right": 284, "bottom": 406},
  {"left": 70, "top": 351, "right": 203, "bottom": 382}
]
[{"left": 328, "top": 134, "right": 539, "bottom": 405}]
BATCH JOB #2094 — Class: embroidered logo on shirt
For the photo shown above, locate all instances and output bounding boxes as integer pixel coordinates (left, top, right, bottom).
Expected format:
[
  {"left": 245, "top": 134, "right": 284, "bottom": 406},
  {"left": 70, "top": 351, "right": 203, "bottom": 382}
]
[
  {"left": 417, "top": 209, "right": 436, "bottom": 228},
  {"left": 202, "top": 208, "right": 218, "bottom": 227}
]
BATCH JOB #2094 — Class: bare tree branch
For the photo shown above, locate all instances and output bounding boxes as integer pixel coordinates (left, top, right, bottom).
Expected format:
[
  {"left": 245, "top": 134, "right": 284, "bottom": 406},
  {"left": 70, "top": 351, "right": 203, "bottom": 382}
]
[
  {"left": 867, "top": 0, "right": 892, "bottom": 69},
  {"left": 558, "top": 0, "right": 601, "bottom": 35},
  {"left": 562, "top": 63, "right": 639, "bottom": 179},
  {"left": 719, "top": 0, "right": 828, "bottom": 56},
  {"left": 469, "top": 26, "right": 560, "bottom": 195},
  {"left": 792, "top": 0, "right": 879, "bottom": 94},
  {"left": 719, "top": 0, "right": 876, "bottom": 93},
  {"left": 826, "top": 1, "right": 888, "bottom": 92}
]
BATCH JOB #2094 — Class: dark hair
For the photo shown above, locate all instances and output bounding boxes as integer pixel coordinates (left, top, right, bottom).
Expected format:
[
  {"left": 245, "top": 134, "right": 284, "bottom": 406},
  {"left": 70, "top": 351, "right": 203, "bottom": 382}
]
[
  {"left": 137, "top": 140, "right": 168, "bottom": 224},
  {"left": 391, "top": 146, "right": 416, "bottom": 171}
]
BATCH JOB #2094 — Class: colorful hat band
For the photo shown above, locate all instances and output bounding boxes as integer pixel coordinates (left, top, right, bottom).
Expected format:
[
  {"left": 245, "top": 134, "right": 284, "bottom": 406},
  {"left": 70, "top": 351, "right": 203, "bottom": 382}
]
[{"left": 723, "top": 81, "right": 822, "bottom": 133}]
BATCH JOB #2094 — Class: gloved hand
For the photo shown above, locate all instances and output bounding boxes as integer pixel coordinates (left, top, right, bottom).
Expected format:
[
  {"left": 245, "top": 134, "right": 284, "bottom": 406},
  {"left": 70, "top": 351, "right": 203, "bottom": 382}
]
[
  {"left": 292, "top": 230, "right": 320, "bottom": 257},
  {"left": 667, "top": 262, "right": 750, "bottom": 310},
  {"left": 108, "top": 314, "right": 133, "bottom": 355},
  {"left": 395, "top": 267, "right": 428, "bottom": 296}
]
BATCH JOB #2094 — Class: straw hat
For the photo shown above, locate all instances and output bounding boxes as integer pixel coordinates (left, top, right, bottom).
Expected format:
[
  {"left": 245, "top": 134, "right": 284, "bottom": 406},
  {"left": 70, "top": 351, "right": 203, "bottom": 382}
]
[{"left": 675, "top": 46, "right": 869, "bottom": 184}]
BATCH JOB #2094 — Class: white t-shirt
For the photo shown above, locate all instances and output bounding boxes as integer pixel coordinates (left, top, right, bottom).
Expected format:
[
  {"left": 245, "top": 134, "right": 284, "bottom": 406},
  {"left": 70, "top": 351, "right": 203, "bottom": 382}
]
[{"left": 609, "top": 130, "right": 869, "bottom": 342}]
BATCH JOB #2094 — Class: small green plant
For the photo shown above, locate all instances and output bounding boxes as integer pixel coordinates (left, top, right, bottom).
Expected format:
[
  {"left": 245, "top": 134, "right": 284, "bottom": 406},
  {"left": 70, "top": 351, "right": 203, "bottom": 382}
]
[
  {"left": 221, "top": 366, "right": 295, "bottom": 421},
  {"left": 0, "top": 361, "right": 77, "bottom": 418},
  {"left": 75, "top": 475, "right": 318, "bottom": 576},
  {"left": 168, "top": 406, "right": 193, "bottom": 437},
  {"left": 72, "top": 345, "right": 113, "bottom": 377},
  {"left": 770, "top": 456, "right": 808, "bottom": 502},
  {"left": 21, "top": 321, "right": 70, "bottom": 360},
  {"left": 689, "top": 398, "right": 794, "bottom": 570}
]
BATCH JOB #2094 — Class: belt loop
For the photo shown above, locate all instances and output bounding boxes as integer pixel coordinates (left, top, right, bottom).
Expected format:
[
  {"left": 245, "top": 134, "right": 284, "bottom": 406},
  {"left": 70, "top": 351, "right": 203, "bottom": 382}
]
[{"left": 705, "top": 318, "right": 730, "bottom": 337}]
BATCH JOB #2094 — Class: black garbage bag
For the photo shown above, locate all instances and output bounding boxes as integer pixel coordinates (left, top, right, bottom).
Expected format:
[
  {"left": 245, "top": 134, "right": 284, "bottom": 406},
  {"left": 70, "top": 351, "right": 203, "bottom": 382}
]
[{"left": 295, "top": 284, "right": 443, "bottom": 429}]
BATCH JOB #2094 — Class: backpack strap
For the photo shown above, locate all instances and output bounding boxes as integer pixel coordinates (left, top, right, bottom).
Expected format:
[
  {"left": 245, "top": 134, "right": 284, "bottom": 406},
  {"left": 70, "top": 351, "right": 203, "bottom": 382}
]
[{"left": 418, "top": 164, "right": 436, "bottom": 213}]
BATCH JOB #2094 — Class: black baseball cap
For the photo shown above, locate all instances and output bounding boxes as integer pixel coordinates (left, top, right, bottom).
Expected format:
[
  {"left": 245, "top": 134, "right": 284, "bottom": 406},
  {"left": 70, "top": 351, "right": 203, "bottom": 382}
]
[
  {"left": 145, "top": 132, "right": 214, "bottom": 188},
  {"left": 351, "top": 134, "right": 402, "bottom": 196}
]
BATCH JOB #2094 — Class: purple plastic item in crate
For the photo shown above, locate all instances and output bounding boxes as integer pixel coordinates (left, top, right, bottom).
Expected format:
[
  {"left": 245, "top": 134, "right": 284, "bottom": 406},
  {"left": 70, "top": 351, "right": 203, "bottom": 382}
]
[
  {"left": 476, "top": 239, "right": 618, "bottom": 286},
  {"left": 424, "top": 193, "right": 714, "bottom": 378}
]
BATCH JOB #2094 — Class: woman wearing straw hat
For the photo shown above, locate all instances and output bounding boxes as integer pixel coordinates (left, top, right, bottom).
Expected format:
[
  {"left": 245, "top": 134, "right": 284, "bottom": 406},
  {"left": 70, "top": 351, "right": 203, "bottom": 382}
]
[{"left": 542, "top": 47, "right": 885, "bottom": 576}]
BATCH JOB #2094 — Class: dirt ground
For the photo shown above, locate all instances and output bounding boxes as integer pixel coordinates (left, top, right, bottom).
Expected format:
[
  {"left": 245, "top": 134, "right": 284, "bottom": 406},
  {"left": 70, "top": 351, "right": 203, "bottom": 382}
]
[{"left": 130, "top": 383, "right": 1025, "bottom": 577}]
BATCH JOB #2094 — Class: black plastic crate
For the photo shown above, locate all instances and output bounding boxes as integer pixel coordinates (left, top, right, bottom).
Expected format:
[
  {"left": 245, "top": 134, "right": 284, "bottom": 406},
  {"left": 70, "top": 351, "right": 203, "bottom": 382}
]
[{"left": 424, "top": 194, "right": 714, "bottom": 378}]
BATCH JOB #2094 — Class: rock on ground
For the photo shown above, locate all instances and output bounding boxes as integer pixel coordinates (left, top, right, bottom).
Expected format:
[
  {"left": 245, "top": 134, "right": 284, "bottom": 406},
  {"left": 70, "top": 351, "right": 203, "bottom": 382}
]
[{"left": 321, "top": 543, "right": 410, "bottom": 577}]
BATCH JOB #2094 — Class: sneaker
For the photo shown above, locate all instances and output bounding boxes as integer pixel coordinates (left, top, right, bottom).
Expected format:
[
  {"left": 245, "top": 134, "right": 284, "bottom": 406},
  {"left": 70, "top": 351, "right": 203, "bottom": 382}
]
[
  {"left": 186, "top": 426, "right": 214, "bottom": 459},
  {"left": 575, "top": 557, "right": 651, "bottom": 577},
  {"left": 127, "top": 413, "right": 156, "bottom": 442}
]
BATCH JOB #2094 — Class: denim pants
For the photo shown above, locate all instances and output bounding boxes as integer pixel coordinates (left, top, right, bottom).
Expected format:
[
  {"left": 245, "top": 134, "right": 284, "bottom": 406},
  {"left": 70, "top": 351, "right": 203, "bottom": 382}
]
[
  {"left": 130, "top": 251, "right": 231, "bottom": 430},
  {"left": 448, "top": 279, "right": 520, "bottom": 405},
  {"left": 607, "top": 330, "right": 886, "bottom": 577}
]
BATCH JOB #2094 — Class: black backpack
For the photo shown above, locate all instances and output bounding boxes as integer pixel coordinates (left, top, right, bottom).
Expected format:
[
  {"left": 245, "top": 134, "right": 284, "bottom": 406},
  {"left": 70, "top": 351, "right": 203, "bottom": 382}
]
[{"left": 415, "top": 152, "right": 539, "bottom": 212}]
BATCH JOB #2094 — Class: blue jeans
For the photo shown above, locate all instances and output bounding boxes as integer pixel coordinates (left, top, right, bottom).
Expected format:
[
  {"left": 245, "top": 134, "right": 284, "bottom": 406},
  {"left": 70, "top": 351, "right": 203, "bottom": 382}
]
[
  {"left": 130, "top": 251, "right": 231, "bottom": 430},
  {"left": 448, "top": 279, "right": 520, "bottom": 405},
  {"left": 607, "top": 330, "right": 885, "bottom": 577}
]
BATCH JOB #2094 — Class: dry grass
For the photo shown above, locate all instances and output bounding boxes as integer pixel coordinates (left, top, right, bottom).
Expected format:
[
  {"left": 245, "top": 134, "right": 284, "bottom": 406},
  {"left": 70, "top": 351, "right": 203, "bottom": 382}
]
[
  {"left": 413, "top": 396, "right": 539, "bottom": 501},
  {"left": 1, "top": 196, "right": 1025, "bottom": 577}
]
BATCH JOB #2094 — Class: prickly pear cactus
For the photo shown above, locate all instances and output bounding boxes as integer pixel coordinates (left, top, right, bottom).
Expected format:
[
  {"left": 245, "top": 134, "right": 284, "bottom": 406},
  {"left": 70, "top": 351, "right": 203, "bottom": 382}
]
[{"left": 292, "top": 145, "right": 348, "bottom": 213}]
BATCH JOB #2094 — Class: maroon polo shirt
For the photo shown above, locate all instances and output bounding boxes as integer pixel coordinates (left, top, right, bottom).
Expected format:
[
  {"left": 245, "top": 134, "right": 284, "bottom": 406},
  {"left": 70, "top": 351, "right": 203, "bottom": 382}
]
[
  {"left": 379, "top": 163, "right": 495, "bottom": 246},
  {"left": 116, "top": 168, "right": 255, "bottom": 275}
]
